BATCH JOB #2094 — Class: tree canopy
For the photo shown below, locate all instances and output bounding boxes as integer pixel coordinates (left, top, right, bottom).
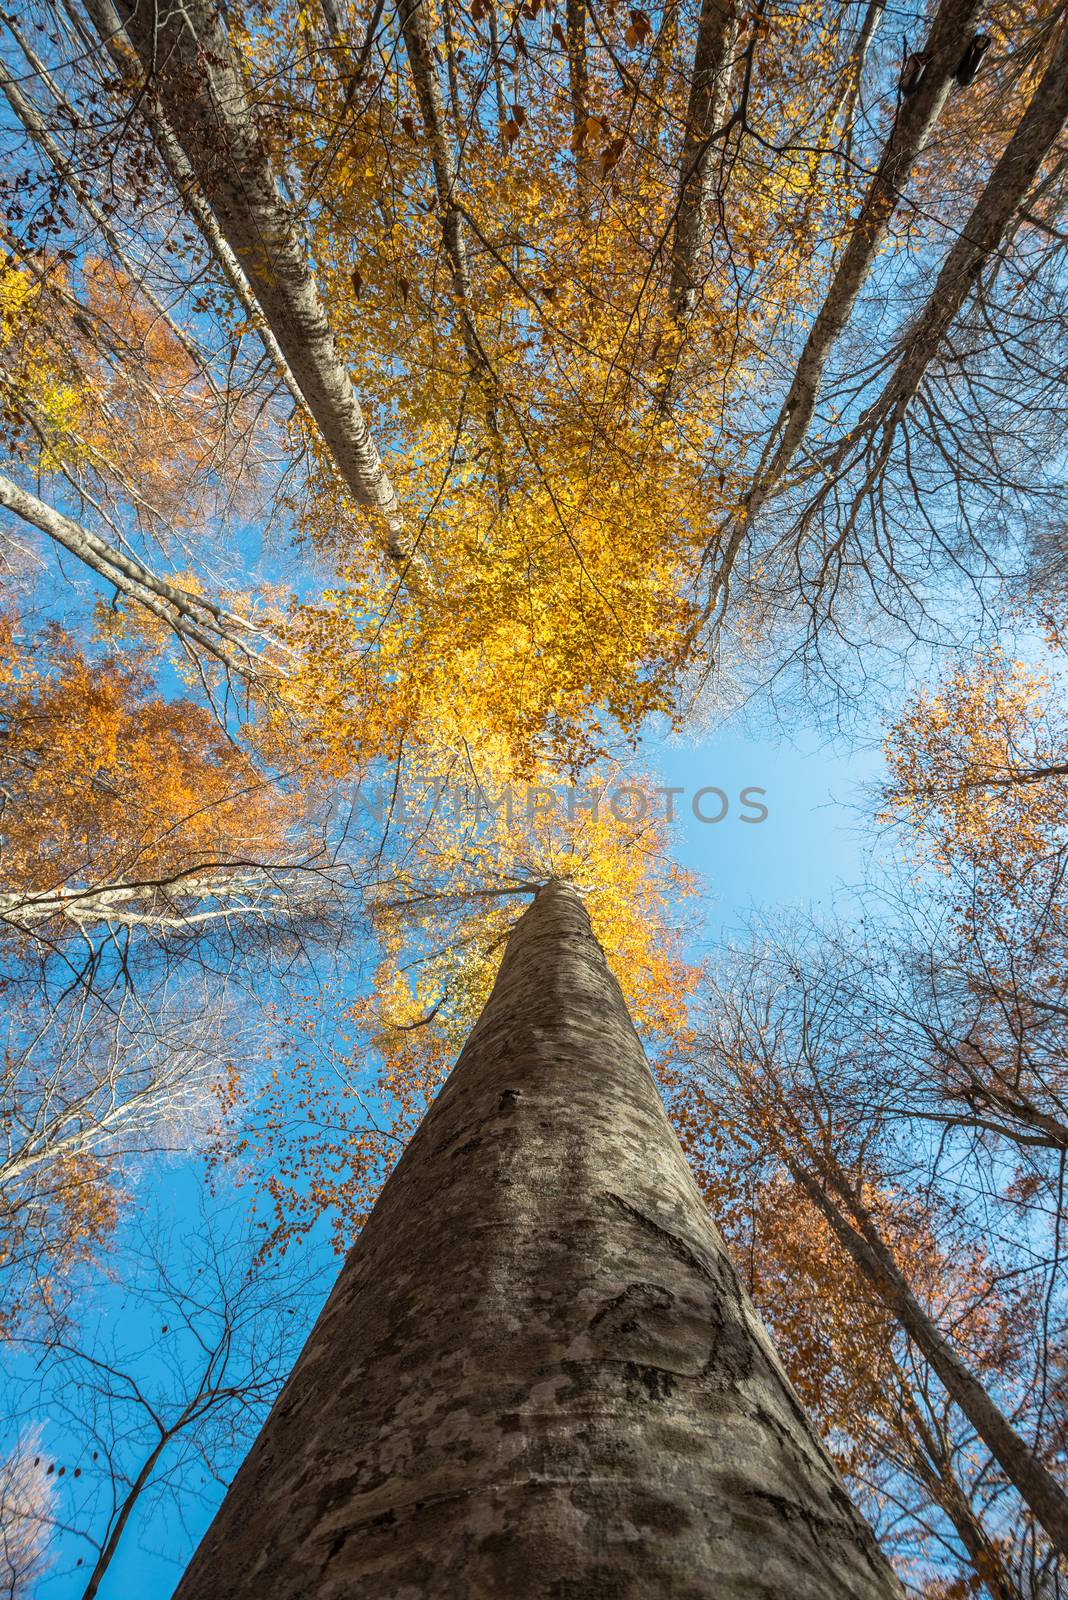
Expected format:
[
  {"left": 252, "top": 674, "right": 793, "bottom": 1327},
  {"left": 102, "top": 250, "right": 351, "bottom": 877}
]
[{"left": 1, "top": 0, "right": 1067, "bottom": 1590}]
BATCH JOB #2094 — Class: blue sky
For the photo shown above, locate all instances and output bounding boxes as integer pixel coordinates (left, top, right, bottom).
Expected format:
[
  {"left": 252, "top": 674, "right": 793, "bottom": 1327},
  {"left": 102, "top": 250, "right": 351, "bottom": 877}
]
[{"left": 647, "top": 717, "right": 888, "bottom": 940}]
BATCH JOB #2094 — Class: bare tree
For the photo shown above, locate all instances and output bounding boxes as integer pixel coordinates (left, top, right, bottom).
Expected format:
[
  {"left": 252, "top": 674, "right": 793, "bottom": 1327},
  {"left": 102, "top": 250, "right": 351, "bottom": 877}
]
[
  {"left": 689, "top": 915, "right": 1068, "bottom": 1563},
  {"left": 1, "top": 1198, "right": 329, "bottom": 1597}
]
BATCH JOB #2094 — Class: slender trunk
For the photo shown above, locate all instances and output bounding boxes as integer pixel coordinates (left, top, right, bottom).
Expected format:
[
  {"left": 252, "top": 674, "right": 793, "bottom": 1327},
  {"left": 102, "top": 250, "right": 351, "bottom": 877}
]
[
  {"left": 903, "top": 1406, "right": 1022, "bottom": 1600},
  {"left": 77, "top": 0, "right": 308, "bottom": 415},
  {"left": 104, "top": 0, "right": 413, "bottom": 568},
  {"left": 705, "top": 0, "right": 984, "bottom": 604},
  {"left": 80, "top": 1432, "right": 172, "bottom": 1600},
  {"left": 668, "top": 0, "right": 737, "bottom": 322},
  {"left": 786, "top": 1156, "right": 1068, "bottom": 1558},
  {"left": 762, "top": 0, "right": 984, "bottom": 485},
  {"left": 643, "top": 0, "right": 678, "bottom": 156},
  {"left": 173, "top": 880, "right": 901, "bottom": 1598},
  {"left": 440, "top": 0, "right": 465, "bottom": 148},
  {"left": 566, "top": 0, "right": 593, "bottom": 205},
  {"left": 485, "top": 0, "right": 509, "bottom": 126},
  {"left": 318, "top": 0, "right": 344, "bottom": 39},
  {"left": 854, "top": 18, "right": 1068, "bottom": 444},
  {"left": 770, "top": 17, "right": 1068, "bottom": 577},
  {"left": 0, "top": 472, "right": 284, "bottom": 683},
  {"left": 397, "top": 0, "right": 498, "bottom": 430},
  {"left": 834, "top": 0, "right": 886, "bottom": 167},
  {"left": 0, "top": 869, "right": 307, "bottom": 933}
]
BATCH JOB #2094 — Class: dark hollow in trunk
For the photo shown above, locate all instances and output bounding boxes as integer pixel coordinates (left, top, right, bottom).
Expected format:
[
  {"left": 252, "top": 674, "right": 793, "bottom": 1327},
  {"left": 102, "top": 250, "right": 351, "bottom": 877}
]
[{"left": 175, "top": 880, "right": 902, "bottom": 1597}]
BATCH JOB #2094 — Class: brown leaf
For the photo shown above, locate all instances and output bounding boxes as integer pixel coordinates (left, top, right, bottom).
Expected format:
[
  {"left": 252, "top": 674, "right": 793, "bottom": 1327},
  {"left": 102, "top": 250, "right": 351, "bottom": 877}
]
[
  {"left": 351, "top": 267, "right": 364, "bottom": 300},
  {"left": 401, "top": 112, "right": 417, "bottom": 140},
  {"left": 599, "top": 136, "right": 625, "bottom": 175}
]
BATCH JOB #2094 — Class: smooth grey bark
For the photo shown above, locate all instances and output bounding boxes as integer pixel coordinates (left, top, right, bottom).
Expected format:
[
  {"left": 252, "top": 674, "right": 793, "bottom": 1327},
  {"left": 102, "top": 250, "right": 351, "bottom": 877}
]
[
  {"left": 76, "top": 0, "right": 308, "bottom": 416},
  {"left": 786, "top": 1156, "right": 1068, "bottom": 1558},
  {"left": 105, "top": 0, "right": 413, "bottom": 566},
  {"left": 174, "top": 879, "right": 901, "bottom": 1598},
  {"left": 0, "top": 472, "right": 285, "bottom": 684},
  {"left": 668, "top": 0, "right": 737, "bottom": 322}
]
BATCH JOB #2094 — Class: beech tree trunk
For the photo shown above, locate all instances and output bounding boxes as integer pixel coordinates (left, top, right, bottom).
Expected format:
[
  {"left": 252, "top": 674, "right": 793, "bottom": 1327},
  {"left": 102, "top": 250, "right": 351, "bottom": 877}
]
[
  {"left": 174, "top": 879, "right": 901, "bottom": 1598},
  {"left": 858, "top": 17, "right": 1068, "bottom": 438},
  {"left": 566, "top": 0, "right": 594, "bottom": 203},
  {"left": 761, "top": 0, "right": 985, "bottom": 487},
  {"left": 706, "top": 0, "right": 984, "bottom": 603},
  {"left": 397, "top": 0, "right": 499, "bottom": 433},
  {"left": 787, "top": 1156, "right": 1068, "bottom": 1558},
  {"left": 79, "top": 0, "right": 308, "bottom": 416},
  {"left": 0, "top": 473, "right": 283, "bottom": 684},
  {"left": 669, "top": 0, "right": 737, "bottom": 322},
  {"left": 104, "top": 0, "right": 412, "bottom": 567},
  {"left": 907, "top": 1419, "right": 1022, "bottom": 1600}
]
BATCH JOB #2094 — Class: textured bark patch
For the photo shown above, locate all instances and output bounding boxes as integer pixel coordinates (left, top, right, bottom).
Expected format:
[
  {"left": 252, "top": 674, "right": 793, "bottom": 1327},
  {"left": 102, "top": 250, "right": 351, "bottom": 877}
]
[{"left": 173, "top": 880, "right": 903, "bottom": 1600}]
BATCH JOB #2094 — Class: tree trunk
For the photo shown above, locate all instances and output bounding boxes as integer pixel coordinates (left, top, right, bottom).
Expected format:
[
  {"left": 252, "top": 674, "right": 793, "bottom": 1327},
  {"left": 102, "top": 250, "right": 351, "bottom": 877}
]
[
  {"left": 78, "top": 0, "right": 308, "bottom": 416},
  {"left": 760, "top": 0, "right": 985, "bottom": 488},
  {"left": 862, "top": 17, "right": 1068, "bottom": 436},
  {"left": 104, "top": 0, "right": 413, "bottom": 568},
  {"left": 0, "top": 473, "right": 284, "bottom": 684},
  {"left": 908, "top": 1425, "right": 1023, "bottom": 1600},
  {"left": 786, "top": 1156, "right": 1068, "bottom": 1559},
  {"left": 668, "top": 0, "right": 737, "bottom": 323},
  {"left": 566, "top": 0, "right": 594, "bottom": 205},
  {"left": 397, "top": 0, "right": 498, "bottom": 433},
  {"left": 703, "top": 0, "right": 985, "bottom": 609},
  {"left": 174, "top": 879, "right": 901, "bottom": 1598}
]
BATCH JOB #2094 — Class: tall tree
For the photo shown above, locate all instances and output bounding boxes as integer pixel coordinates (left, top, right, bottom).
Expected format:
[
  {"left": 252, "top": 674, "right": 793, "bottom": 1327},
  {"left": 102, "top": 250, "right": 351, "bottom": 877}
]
[
  {"left": 171, "top": 880, "right": 902, "bottom": 1598},
  {"left": 99, "top": 0, "right": 412, "bottom": 565},
  {"left": 668, "top": 0, "right": 737, "bottom": 322},
  {"left": 680, "top": 904, "right": 1068, "bottom": 1569}
]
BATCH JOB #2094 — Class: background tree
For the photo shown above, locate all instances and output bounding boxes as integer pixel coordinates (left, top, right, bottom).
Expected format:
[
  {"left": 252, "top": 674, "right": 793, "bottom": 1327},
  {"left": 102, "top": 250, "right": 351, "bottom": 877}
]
[{"left": 1, "top": 1198, "right": 329, "bottom": 1598}]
